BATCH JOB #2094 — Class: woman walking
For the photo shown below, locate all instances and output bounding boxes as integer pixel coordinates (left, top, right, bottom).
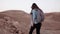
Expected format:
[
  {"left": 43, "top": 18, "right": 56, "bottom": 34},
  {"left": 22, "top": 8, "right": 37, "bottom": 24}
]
[{"left": 29, "top": 3, "right": 44, "bottom": 34}]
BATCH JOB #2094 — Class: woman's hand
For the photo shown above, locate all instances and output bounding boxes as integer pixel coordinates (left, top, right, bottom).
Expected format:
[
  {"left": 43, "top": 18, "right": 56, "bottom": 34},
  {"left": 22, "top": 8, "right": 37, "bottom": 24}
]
[{"left": 31, "top": 21, "right": 33, "bottom": 26}]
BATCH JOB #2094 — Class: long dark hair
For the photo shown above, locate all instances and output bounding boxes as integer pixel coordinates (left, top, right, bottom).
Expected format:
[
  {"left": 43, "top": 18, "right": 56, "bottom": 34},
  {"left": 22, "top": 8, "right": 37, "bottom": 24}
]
[
  {"left": 31, "top": 3, "right": 43, "bottom": 12},
  {"left": 31, "top": 3, "right": 40, "bottom": 9}
]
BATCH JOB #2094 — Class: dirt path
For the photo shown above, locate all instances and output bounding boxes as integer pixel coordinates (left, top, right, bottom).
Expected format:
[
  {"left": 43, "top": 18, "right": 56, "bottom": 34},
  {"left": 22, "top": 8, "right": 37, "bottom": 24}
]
[{"left": 41, "top": 29, "right": 60, "bottom": 34}]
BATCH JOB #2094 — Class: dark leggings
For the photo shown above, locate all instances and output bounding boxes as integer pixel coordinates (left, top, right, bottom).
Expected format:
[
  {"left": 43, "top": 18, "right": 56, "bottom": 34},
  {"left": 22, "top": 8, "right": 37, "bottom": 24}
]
[{"left": 29, "top": 23, "right": 42, "bottom": 34}]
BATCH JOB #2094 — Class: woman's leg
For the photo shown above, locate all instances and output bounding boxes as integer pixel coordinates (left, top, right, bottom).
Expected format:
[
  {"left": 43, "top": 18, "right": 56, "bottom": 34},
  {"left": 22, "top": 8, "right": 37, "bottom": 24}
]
[
  {"left": 36, "top": 23, "right": 42, "bottom": 34},
  {"left": 29, "top": 25, "right": 36, "bottom": 34}
]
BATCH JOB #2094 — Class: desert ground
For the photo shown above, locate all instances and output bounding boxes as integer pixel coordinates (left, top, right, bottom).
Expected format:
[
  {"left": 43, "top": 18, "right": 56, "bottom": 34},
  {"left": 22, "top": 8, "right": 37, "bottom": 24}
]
[{"left": 0, "top": 10, "right": 60, "bottom": 34}]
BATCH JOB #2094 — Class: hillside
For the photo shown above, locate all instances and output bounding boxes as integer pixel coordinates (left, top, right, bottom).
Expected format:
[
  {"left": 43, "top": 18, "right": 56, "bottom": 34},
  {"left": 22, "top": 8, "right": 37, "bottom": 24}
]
[{"left": 0, "top": 10, "right": 60, "bottom": 34}]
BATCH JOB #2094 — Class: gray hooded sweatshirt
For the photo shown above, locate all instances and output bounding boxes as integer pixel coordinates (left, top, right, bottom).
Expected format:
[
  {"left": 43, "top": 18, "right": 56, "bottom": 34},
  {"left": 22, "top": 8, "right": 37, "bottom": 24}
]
[{"left": 31, "top": 9, "right": 44, "bottom": 24}]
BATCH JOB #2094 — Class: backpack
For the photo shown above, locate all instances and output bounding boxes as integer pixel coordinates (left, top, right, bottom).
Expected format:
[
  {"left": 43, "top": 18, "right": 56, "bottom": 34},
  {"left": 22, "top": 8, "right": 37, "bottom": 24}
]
[{"left": 37, "top": 9, "right": 44, "bottom": 22}]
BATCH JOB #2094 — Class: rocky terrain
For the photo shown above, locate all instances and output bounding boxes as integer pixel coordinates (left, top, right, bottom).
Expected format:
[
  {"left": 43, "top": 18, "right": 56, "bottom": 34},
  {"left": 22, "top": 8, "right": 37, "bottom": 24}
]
[{"left": 0, "top": 10, "right": 60, "bottom": 34}]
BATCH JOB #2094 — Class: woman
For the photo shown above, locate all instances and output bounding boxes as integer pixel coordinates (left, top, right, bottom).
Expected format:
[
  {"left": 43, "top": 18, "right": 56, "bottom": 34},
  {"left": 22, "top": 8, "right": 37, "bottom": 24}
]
[{"left": 29, "top": 3, "right": 44, "bottom": 34}]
